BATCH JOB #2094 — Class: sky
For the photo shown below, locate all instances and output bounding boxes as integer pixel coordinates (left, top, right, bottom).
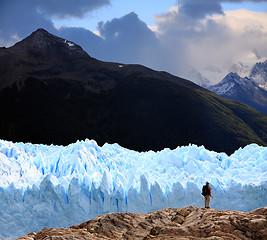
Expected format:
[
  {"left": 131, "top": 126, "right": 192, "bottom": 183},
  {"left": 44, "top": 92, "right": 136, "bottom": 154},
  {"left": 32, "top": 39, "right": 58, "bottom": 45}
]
[{"left": 1, "top": 0, "right": 267, "bottom": 84}]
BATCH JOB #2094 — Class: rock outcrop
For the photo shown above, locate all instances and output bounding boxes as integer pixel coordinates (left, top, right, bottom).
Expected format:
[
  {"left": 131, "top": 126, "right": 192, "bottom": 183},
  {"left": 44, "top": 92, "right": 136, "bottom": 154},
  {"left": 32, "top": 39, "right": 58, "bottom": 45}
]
[{"left": 18, "top": 206, "right": 267, "bottom": 240}]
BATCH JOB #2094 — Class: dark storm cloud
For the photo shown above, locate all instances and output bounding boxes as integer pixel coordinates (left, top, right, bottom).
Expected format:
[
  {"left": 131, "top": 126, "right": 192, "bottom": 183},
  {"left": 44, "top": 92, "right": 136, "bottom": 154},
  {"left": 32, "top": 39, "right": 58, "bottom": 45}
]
[
  {"left": 0, "top": 0, "right": 110, "bottom": 45},
  {"left": 36, "top": 0, "right": 110, "bottom": 18},
  {"left": 177, "top": 0, "right": 267, "bottom": 19},
  {"left": 178, "top": 0, "right": 224, "bottom": 19}
]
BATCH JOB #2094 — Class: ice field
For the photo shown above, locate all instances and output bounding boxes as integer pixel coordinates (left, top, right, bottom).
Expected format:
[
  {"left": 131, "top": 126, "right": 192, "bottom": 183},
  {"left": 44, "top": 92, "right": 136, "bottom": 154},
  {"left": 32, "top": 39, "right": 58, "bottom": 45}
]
[{"left": 0, "top": 139, "right": 266, "bottom": 238}]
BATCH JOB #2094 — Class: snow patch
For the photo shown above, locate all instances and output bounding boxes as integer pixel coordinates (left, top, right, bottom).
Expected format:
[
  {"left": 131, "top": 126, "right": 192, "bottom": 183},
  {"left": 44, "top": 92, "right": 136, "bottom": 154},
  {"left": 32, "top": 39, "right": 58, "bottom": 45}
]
[
  {"left": 215, "top": 82, "right": 235, "bottom": 95},
  {"left": 64, "top": 40, "right": 75, "bottom": 48}
]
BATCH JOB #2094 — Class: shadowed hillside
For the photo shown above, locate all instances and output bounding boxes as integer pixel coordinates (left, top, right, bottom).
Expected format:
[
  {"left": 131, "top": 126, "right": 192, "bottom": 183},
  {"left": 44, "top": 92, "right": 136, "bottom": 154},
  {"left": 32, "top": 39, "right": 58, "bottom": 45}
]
[{"left": 0, "top": 29, "right": 266, "bottom": 154}]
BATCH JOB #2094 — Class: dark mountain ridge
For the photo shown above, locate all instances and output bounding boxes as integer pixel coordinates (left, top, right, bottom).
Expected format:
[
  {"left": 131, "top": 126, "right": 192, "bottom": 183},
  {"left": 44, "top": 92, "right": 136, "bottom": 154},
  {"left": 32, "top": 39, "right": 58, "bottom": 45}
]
[
  {"left": 1, "top": 28, "right": 200, "bottom": 92},
  {"left": 0, "top": 29, "right": 266, "bottom": 154}
]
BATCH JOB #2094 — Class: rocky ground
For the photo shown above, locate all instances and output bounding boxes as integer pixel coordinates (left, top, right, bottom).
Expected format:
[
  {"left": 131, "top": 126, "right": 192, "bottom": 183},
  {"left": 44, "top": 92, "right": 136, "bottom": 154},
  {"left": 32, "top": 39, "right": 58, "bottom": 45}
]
[{"left": 18, "top": 206, "right": 267, "bottom": 240}]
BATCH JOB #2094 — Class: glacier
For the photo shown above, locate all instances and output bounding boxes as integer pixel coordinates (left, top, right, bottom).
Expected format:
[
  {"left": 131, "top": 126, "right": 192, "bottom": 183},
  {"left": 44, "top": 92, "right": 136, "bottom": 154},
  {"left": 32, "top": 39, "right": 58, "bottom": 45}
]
[{"left": 0, "top": 139, "right": 266, "bottom": 238}]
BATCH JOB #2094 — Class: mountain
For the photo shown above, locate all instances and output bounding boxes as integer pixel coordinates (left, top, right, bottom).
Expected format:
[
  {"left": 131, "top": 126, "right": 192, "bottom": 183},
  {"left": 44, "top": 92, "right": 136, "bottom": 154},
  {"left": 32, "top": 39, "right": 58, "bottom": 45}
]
[
  {"left": 0, "top": 29, "right": 267, "bottom": 154},
  {"left": 0, "top": 28, "right": 118, "bottom": 92},
  {"left": 208, "top": 72, "right": 267, "bottom": 114},
  {"left": 18, "top": 206, "right": 267, "bottom": 240},
  {"left": 250, "top": 59, "right": 267, "bottom": 90}
]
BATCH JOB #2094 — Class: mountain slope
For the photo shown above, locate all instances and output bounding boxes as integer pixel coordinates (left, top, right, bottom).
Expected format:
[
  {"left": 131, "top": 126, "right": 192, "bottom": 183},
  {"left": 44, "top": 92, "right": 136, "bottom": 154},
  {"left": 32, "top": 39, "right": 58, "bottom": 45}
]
[
  {"left": 0, "top": 29, "right": 267, "bottom": 154},
  {"left": 208, "top": 72, "right": 267, "bottom": 114}
]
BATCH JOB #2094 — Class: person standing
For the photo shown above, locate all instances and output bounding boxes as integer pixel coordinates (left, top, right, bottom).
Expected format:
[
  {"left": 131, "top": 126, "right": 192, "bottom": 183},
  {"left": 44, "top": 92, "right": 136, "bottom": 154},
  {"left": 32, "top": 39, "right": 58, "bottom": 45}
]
[{"left": 202, "top": 182, "right": 211, "bottom": 208}]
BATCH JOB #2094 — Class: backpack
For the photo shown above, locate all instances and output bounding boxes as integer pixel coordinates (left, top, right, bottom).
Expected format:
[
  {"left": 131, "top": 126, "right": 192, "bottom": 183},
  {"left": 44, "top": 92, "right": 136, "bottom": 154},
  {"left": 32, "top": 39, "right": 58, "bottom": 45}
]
[{"left": 202, "top": 185, "right": 210, "bottom": 196}]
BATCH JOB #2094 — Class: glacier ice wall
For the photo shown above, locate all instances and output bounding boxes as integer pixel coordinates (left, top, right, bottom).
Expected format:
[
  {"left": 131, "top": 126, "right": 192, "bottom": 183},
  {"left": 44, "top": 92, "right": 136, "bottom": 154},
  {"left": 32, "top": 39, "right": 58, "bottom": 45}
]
[{"left": 0, "top": 139, "right": 266, "bottom": 238}]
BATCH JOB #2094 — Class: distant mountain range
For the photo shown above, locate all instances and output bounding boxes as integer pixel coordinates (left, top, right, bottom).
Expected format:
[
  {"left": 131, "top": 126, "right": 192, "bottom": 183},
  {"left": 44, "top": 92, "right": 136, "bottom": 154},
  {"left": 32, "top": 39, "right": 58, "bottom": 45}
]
[
  {"left": 205, "top": 58, "right": 267, "bottom": 113},
  {"left": 0, "top": 29, "right": 266, "bottom": 154},
  {"left": 208, "top": 72, "right": 267, "bottom": 114}
]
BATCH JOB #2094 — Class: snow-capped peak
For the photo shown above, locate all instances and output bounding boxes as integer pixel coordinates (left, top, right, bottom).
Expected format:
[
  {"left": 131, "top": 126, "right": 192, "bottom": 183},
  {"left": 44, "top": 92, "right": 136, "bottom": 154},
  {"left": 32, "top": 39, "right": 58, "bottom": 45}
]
[
  {"left": 208, "top": 72, "right": 258, "bottom": 95},
  {"left": 207, "top": 71, "right": 267, "bottom": 114},
  {"left": 223, "top": 72, "right": 253, "bottom": 86}
]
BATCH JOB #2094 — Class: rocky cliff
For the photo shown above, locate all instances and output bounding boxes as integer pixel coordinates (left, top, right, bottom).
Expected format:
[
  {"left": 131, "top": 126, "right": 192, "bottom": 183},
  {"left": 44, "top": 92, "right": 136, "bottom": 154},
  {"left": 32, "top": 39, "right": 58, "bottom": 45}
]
[{"left": 18, "top": 206, "right": 267, "bottom": 240}]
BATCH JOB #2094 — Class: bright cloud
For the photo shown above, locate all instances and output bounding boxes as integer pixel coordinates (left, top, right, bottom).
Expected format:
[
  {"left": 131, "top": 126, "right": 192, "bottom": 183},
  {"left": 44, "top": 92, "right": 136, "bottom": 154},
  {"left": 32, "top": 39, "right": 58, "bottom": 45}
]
[
  {"left": 193, "top": 9, "right": 267, "bottom": 81},
  {"left": 153, "top": 6, "right": 267, "bottom": 83},
  {"left": 213, "top": 9, "right": 267, "bottom": 34}
]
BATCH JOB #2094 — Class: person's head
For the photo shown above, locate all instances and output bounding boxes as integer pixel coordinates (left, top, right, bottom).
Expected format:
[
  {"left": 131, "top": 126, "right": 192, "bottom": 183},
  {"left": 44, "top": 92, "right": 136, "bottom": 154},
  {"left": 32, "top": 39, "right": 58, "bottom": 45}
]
[{"left": 206, "top": 182, "right": 209, "bottom": 186}]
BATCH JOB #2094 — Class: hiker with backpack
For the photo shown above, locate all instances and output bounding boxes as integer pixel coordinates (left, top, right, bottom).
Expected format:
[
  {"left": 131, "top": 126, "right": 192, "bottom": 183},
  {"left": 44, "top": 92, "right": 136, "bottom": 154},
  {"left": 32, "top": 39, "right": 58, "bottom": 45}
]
[{"left": 202, "top": 182, "right": 212, "bottom": 208}]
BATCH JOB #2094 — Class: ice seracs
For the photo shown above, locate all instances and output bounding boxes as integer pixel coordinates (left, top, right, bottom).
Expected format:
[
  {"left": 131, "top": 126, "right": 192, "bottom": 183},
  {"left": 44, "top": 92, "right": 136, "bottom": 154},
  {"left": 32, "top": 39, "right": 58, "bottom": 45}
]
[{"left": 0, "top": 139, "right": 266, "bottom": 239}]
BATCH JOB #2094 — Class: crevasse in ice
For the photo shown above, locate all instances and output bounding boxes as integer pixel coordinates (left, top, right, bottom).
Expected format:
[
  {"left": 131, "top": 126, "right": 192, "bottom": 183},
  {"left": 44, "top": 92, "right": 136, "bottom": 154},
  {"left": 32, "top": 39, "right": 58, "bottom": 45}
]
[{"left": 0, "top": 139, "right": 266, "bottom": 238}]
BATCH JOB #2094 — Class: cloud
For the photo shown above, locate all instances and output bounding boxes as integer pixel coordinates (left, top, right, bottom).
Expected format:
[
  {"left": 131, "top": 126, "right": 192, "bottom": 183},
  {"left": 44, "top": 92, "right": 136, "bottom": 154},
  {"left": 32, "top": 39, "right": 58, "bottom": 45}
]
[
  {"left": 176, "top": 0, "right": 267, "bottom": 19},
  {"left": 57, "top": 27, "right": 105, "bottom": 58},
  {"left": 0, "top": 0, "right": 162, "bottom": 69},
  {"left": 0, "top": 0, "right": 110, "bottom": 46},
  {"left": 36, "top": 0, "right": 110, "bottom": 19},
  {"left": 0, "top": 2, "right": 53, "bottom": 44},
  {"left": 96, "top": 12, "right": 162, "bottom": 65},
  {"left": 210, "top": 9, "right": 267, "bottom": 60},
  {"left": 178, "top": 0, "right": 224, "bottom": 19},
  {"left": 44, "top": 12, "right": 164, "bottom": 72},
  {"left": 154, "top": 5, "right": 267, "bottom": 82},
  {"left": 1, "top": 0, "right": 267, "bottom": 86}
]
